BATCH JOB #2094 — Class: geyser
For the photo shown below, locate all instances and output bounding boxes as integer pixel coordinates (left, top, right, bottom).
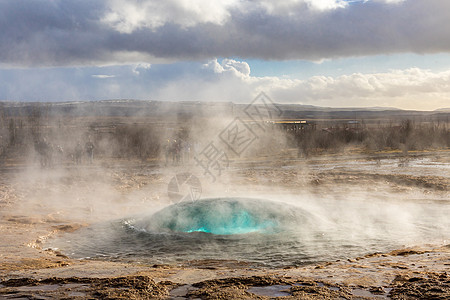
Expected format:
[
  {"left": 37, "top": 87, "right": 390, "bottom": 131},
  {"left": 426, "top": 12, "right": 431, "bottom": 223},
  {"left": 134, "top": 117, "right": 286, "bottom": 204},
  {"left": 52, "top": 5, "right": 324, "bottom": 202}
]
[
  {"left": 45, "top": 196, "right": 449, "bottom": 268},
  {"left": 135, "top": 198, "right": 310, "bottom": 235}
]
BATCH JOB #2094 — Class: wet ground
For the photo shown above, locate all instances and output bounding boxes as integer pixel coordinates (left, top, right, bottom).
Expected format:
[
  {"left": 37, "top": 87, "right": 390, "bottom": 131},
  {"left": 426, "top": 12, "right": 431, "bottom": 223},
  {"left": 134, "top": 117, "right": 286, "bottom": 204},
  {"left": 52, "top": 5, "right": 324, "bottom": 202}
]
[{"left": 0, "top": 151, "right": 448, "bottom": 299}]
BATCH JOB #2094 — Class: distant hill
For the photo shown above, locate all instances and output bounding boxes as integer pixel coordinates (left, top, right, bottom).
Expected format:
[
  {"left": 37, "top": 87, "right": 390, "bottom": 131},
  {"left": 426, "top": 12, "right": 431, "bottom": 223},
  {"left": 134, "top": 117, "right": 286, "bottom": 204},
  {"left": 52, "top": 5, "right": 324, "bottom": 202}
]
[
  {"left": 0, "top": 99, "right": 448, "bottom": 122},
  {"left": 434, "top": 108, "right": 450, "bottom": 112}
]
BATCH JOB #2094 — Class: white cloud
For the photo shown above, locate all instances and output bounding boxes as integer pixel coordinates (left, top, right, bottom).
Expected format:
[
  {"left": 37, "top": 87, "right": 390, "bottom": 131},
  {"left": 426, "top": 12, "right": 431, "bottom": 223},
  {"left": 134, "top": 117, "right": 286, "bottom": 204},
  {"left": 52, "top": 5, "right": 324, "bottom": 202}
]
[
  {"left": 102, "top": 0, "right": 238, "bottom": 33},
  {"left": 271, "top": 68, "right": 450, "bottom": 109},
  {"left": 373, "top": 0, "right": 405, "bottom": 3},
  {"left": 132, "top": 63, "right": 151, "bottom": 75},
  {"left": 1, "top": 61, "right": 449, "bottom": 110},
  {"left": 102, "top": 0, "right": 350, "bottom": 34},
  {"left": 256, "top": 0, "right": 347, "bottom": 15},
  {"left": 155, "top": 63, "right": 450, "bottom": 110},
  {"left": 305, "top": 0, "right": 347, "bottom": 10},
  {"left": 203, "top": 59, "right": 251, "bottom": 77},
  {"left": 92, "top": 74, "right": 116, "bottom": 79}
]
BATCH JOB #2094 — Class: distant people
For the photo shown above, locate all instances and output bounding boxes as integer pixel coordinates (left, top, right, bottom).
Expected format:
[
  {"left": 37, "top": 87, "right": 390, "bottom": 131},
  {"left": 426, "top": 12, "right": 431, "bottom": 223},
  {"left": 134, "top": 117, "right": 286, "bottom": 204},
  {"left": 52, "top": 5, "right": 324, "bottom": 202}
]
[
  {"left": 172, "top": 139, "right": 181, "bottom": 165},
  {"left": 398, "top": 157, "right": 409, "bottom": 168},
  {"left": 85, "top": 139, "right": 95, "bottom": 164},
  {"left": 164, "top": 139, "right": 171, "bottom": 166},
  {"left": 54, "top": 144, "right": 64, "bottom": 165},
  {"left": 375, "top": 158, "right": 381, "bottom": 167},
  {"left": 74, "top": 142, "right": 83, "bottom": 164},
  {"left": 164, "top": 138, "right": 189, "bottom": 166},
  {"left": 35, "top": 138, "right": 51, "bottom": 168},
  {"left": 183, "top": 141, "right": 191, "bottom": 163}
]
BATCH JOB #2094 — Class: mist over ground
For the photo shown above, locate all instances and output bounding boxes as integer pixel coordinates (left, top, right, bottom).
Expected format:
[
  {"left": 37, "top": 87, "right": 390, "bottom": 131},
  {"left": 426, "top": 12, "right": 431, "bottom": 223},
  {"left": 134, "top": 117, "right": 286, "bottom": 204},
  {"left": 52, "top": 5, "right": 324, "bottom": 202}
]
[{"left": 0, "top": 100, "right": 448, "bottom": 299}]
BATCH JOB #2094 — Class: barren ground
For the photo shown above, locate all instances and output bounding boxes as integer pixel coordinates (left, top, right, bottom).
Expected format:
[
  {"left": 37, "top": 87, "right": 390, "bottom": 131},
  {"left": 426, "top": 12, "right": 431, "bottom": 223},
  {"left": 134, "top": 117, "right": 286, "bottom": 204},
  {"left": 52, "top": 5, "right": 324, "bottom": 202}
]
[{"left": 0, "top": 151, "right": 449, "bottom": 299}]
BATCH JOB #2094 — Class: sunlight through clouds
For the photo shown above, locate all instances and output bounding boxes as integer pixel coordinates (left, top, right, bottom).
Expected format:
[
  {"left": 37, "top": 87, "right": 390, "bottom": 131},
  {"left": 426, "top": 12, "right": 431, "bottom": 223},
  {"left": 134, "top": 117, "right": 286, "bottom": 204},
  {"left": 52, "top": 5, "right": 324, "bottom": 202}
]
[
  {"left": 102, "top": 0, "right": 238, "bottom": 33},
  {"left": 0, "top": 0, "right": 449, "bottom": 110}
]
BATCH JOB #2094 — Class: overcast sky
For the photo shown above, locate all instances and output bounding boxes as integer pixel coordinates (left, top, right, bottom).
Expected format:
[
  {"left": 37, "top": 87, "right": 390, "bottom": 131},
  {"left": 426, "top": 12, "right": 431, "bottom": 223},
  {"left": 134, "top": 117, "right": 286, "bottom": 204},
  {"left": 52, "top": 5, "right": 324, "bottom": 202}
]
[{"left": 1, "top": 0, "right": 449, "bottom": 110}]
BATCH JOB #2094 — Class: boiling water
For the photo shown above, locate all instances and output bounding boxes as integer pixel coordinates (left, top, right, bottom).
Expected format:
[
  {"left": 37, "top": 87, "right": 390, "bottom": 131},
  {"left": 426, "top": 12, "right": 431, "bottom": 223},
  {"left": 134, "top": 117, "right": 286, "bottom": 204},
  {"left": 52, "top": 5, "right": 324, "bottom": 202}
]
[{"left": 46, "top": 197, "right": 449, "bottom": 268}]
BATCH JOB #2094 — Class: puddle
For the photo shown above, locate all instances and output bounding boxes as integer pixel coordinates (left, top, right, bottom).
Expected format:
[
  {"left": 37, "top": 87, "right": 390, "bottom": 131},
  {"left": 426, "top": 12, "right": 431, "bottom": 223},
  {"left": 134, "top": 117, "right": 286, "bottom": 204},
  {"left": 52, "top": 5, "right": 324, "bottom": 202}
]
[
  {"left": 68, "top": 291, "right": 87, "bottom": 297},
  {"left": 295, "top": 282, "right": 341, "bottom": 292},
  {"left": 17, "top": 284, "right": 61, "bottom": 292},
  {"left": 317, "top": 282, "right": 340, "bottom": 291},
  {"left": 13, "top": 283, "right": 89, "bottom": 299},
  {"left": 169, "top": 284, "right": 199, "bottom": 298},
  {"left": 61, "top": 283, "right": 88, "bottom": 289},
  {"left": 247, "top": 285, "right": 291, "bottom": 297},
  {"left": 5, "top": 297, "right": 53, "bottom": 300},
  {"left": 351, "top": 288, "right": 388, "bottom": 299}
]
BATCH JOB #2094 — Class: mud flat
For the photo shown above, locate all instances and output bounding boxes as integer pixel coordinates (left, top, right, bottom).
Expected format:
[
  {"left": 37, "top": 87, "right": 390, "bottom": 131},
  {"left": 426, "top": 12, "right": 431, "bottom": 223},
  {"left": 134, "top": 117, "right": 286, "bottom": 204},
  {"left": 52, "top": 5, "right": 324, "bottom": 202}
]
[{"left": 0, "top": 151, "right": 449, "bottom": 299}]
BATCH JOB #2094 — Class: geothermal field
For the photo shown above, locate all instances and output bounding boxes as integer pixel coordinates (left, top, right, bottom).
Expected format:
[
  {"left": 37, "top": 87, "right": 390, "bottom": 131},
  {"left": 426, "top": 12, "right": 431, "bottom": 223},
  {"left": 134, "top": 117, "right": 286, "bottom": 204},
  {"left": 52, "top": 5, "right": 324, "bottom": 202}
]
[{"left": 0, "top": 100, "right": 449, "bottom": 299}]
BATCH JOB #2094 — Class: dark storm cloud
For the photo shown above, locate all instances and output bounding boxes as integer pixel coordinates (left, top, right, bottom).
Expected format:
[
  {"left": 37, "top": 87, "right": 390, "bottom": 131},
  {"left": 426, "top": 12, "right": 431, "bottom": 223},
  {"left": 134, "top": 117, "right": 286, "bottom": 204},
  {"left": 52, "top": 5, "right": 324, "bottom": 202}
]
[
  {"left": 0, "top": 0, "right": 108, "bottom": 66},
  {"left": 1, "top": 0, "right": 449, "bottom": 67}
]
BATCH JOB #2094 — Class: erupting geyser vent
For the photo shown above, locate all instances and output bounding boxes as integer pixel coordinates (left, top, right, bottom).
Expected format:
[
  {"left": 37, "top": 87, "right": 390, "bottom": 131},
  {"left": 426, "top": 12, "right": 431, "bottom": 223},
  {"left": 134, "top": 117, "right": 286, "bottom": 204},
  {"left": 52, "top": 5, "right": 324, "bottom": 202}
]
[
  {"left": 45, "top": 196, "right": 448, "bottom": 268},
  {"left": 134, "top": 198, "right": 309, "bottom": 235}
]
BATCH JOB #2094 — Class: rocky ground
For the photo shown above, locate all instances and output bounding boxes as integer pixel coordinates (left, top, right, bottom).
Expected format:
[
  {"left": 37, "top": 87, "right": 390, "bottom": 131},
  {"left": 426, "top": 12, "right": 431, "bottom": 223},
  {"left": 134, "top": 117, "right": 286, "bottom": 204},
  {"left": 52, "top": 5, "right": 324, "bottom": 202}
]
[{"left": 0, "top": 150, "right": 448, "bottom": 299}]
